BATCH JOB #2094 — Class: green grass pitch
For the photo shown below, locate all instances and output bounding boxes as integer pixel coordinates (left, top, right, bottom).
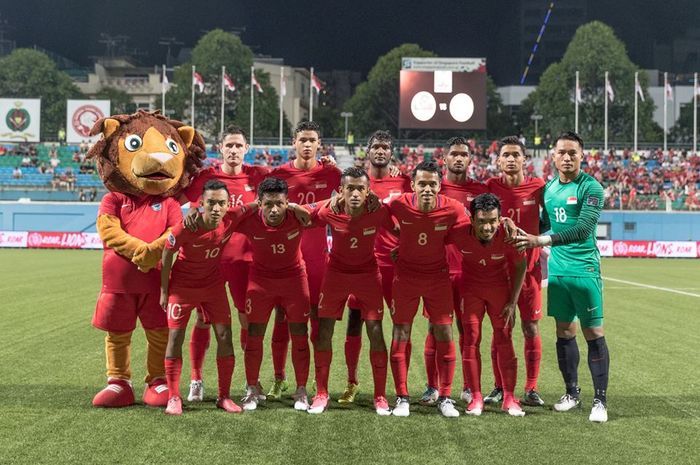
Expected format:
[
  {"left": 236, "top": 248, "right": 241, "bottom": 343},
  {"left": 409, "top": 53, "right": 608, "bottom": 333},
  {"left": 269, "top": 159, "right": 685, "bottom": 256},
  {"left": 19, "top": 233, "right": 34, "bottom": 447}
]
[{"left": 0, "top": 250, "right": 698, "bottom": 464}]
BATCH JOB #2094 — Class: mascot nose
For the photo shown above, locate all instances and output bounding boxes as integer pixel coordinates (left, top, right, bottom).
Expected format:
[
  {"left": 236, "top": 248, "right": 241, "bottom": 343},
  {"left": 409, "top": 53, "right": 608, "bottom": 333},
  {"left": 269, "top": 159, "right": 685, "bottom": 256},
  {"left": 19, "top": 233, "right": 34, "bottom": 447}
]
[{"left": 149, "top": 152, "right": 174, "bottom": 164}]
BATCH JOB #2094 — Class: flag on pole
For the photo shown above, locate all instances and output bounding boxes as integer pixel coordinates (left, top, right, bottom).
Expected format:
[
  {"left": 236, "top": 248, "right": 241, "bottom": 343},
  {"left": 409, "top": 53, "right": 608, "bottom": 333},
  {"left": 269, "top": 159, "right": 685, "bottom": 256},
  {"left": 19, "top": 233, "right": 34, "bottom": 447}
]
[
  {"left": 695, "top": 78, "right": 700, "bottom": 96},
  {"left": 193, "top": 71, "right": 204, "bottom": 93},
  {"left": 281, "top": 77, "right": 287, "bottom": 97},
  {"left": 635, "top": 75, "right": 645, "bottom": 102},
  {"left": 162, "top": 72, "right": 170, "bottom": 92},
  {"left": 223, "top": 73, "right": 236, "bottom": 92},
  {"left": 575, "top": 79, "right": 582, "bottom": 103},
  {"left": 605, "top": 78, "right": 614, "bottom": 102},
  {"left": 665, "top": 81, "right": 674, "bottom": 101},
  {"left": 251, "top": 72, "right": 263, "bottom": 93},
  {"left": 311, "top": 74, "right": 324, "bottom": 93}
]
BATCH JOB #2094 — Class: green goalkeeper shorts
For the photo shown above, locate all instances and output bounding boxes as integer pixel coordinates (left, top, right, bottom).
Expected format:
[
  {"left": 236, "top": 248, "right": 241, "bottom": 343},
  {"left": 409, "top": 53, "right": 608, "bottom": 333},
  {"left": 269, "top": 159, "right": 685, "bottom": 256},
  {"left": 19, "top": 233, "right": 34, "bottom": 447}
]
[{"left": 547, "top": 275, "right": 604, "bottom": 328}]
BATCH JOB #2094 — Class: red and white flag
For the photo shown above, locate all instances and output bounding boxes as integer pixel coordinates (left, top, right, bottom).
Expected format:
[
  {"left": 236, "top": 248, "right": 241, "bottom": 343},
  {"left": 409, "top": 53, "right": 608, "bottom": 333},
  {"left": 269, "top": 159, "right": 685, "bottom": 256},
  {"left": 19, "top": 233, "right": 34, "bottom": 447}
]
[
  {"left": 281, "top": 77, "right": 287, "bottom": 97},
  {"left": 251, "top": 72, "right": 263, "bottom": 93},
  {"left": 162, "top": 72, "right": 169, "bottom": 92},
  {"left": 311, "top": 74, "right": 324, "bottom": 93},
  {"left": 695, "top": 78, "right": 700, "bottom": 97},
  {"left": 223, "top": 73, "right": 236, "bottom": 92},
  {"left": 193, "top": 71, "right": 204, "bottom": 93},
  {"left": 575, "top": 81, "right": 582, "bottom": 103},
  {"left": 605, "top": 79, "right": 615, "bottom": 103},
  {"left": 635, "top": 75, "right": 645, "bottom": 102},
  {"left": 665, "top": 82, "right": 674, "bottom": 101}
]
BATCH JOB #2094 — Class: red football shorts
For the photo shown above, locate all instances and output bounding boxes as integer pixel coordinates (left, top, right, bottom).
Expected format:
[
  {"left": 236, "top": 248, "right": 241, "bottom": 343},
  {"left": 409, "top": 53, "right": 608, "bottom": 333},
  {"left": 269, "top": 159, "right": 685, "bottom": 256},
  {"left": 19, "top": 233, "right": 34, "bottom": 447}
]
[
  {"left": 92, "top": 291, "right": 166, "bottom": 332},
  {"left": 421, "top": 271, "right": 462, "bottom": 320},
  {"left": 319, "top": 269, "right": 384, "bottom": 321},
  {"left": 166, "top": 285, "right": 232, "bottom": 329},
  {"left": 460, "top": 285, "right": 511, "bottom": 329},
  {"left": 245, "top": 273, "right": 311, "bottom": 324},
  {"left": 391, "top": 271, "right": 453, "bottom": 325},
  {"left": 518, "top": 266, "right": 543, "bottom": 321},
  {"left": 221, "top": 260, "right": 251, "bottom": 314},
  {"left": 304, "top": 256, "right": 327, "bottom": 307}
]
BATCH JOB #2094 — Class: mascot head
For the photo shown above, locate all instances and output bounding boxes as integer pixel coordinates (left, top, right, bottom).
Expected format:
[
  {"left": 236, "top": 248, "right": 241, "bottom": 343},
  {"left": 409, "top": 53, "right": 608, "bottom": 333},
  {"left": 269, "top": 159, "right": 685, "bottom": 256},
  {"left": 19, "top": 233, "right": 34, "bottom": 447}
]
[{"left": 87, "top": 110, "right": 206, "bottom": 197}]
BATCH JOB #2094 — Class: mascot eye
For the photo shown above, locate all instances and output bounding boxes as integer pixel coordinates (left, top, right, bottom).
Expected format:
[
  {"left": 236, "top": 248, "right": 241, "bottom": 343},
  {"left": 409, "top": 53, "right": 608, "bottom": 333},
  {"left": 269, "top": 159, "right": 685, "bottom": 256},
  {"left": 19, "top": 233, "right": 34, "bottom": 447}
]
[
  {"left": 124, "top": 135, "right": 143, "bottom": 152},
  {"left": 165, "top": 138, "right": 180, "bottom": 154}
]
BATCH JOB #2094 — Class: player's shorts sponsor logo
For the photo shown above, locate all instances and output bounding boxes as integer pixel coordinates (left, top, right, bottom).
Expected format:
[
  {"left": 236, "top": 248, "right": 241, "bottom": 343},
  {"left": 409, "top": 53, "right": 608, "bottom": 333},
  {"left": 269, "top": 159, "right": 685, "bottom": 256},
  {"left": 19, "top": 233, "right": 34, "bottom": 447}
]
[
  {"left": 523, "top": 199, "right": 536, "bottom": 205},
  {"left": 151, "top": 202, "right": 162, "bottom": 212},
  {"left": 167, "top": 233, "right": 176, "bottom": 247},
  {"left": 491, "top": 254, "right": 504, "bottom": 260},
  {"left": 434, "top": 223, "right": 447, "bottom": 231},
  {"left": 363, "top": 227, "right": 376, "bottom": 236},
  {"left": 287, "top": 229, "right": 300, "bottom": 240},
  {"left": 566, "top": 196, "right": 578, "bottom": 205},
  {"left": 71, "top": 104, "right": 105, "bottom": 137}
]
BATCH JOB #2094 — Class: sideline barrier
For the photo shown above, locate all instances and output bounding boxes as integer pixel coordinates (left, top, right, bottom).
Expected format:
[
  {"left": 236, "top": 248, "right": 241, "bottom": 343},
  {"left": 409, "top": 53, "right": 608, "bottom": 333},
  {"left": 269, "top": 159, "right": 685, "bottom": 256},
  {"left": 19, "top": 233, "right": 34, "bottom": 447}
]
[{"left": 597, "top": 240, "right": 698, "bottom": 258}]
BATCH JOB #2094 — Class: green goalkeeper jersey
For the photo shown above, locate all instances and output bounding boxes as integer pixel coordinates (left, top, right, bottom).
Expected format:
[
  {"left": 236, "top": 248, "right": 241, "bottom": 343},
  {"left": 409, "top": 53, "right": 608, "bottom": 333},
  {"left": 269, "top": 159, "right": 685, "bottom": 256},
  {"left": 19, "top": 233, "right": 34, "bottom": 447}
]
[{"left": 542, "top": 171, "right": 604, "bottom": 277}]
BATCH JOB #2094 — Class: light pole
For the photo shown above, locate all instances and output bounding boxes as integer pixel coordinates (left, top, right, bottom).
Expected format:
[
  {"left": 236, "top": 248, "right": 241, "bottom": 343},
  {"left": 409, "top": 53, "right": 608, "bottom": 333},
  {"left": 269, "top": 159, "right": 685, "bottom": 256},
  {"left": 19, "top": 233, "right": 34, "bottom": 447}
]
[
  {"left": 341, "top": 112, "right": 353, "bottom": 139},
  {"left": 531, "top": 113, "right": 543, "bottom": 156}
]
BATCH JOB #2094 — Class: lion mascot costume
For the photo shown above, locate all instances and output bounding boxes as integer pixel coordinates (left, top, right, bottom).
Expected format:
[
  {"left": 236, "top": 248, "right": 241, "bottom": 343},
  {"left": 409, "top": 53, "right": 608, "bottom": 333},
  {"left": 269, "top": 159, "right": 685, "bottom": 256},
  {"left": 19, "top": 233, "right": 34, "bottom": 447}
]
[{"left": 88, "top": 110, "right": 206, "bottom": 407}]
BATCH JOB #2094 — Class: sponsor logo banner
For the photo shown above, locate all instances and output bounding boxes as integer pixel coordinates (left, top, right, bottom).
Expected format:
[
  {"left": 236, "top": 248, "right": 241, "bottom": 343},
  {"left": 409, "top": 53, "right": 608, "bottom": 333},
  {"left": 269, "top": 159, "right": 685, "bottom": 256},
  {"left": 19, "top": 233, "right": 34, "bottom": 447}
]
[
  {"left": 0, "top": 98, "right": 41, "bottom": 142},
  {"left": 603, "top": 240, "right": 698, "bottom": 258},
  {"left": 0, "top": 231, "right": 103, "bottom": 249},
  {"left": 66, "top": 100, "right": 110, "bottom": 143},
  {"left": 0, "top": 231, "right": 28, "bottom": 248}
]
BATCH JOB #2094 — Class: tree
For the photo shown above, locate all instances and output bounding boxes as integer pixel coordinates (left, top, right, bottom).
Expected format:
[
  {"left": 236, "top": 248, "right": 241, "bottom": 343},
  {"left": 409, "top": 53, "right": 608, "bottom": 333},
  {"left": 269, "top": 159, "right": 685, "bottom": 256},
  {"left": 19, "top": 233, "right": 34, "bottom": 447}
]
[
  {"left": 520, "top": 21, "right": 661, "bottom": 145},
  {"left": 486, "top": 75, "right": 516, "bottom": 139},
  {"left": 0, "top": 48, "right": 83, "bottom": 140},
  {"left": 344, "top": 44, "right": 435, "bottom": 137},
  {"left": 166, "top": 29, "right": 288, "bottom": 140},
  {"left": 93, "top": 87, "right": 135, "bottom": 115},
  {"left": 669, "top": 99, "right": 699, "bottom": 144}
]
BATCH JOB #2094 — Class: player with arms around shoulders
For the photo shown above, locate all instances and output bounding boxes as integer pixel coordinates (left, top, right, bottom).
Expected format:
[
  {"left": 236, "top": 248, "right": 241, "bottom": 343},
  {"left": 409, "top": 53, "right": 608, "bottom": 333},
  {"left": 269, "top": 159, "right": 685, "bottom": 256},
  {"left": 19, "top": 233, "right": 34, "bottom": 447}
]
[
  {"left": 485, "top": 135, "right": 546, "bottom": 407},
  {"left": 448, "top": 193, "right": 527, "bottom": 417},
  {"left": 515, "top": 131, "right": 609, "bottom": 423},
  {"left": 160, "top": 180, "right": 257, "bottom": 415}
]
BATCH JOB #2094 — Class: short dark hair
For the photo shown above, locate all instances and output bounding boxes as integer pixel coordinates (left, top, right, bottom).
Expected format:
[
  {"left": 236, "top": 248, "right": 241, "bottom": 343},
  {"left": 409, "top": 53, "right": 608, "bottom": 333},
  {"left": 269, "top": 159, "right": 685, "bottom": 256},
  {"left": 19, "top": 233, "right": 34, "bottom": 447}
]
[
  {"left": 257, "top": 177, "right": 288, "bottom": 199},
  {"left": 497, "top": 135, "right": 527, "bottom": 156},
  {"left": 411, "top": 160, "right": 442, "bottom": 180},
  {"left": 445, "top": 136, "right": 470, "bottom": 152},
  {"left": 367, "top": 130, "right": 393, "bottom": 151},
  {"left": 470, "top": 193, "right": 501, "bottom": 217},
  {"left": 341, "top": 166, "right": 369, "bottom": 184},
  {"left": 220, "top": 124, "right": 248, "bottom": 144},
  {"left": 203, "top": 179, "right": 229, "bottom": 196},
  {"left": 554, "top": 131, "right": 584, "bottom": 151},
  {"left": 294, "top": 120, "right": 321, "bottom": 138}
]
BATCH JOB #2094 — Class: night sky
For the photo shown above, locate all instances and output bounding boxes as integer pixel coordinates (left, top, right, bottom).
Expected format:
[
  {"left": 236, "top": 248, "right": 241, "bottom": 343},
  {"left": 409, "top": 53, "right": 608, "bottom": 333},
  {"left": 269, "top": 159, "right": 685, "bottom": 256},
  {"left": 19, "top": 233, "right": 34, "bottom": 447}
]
[{"left": 1, "top": 0, "right": 698, "bottom": 84}]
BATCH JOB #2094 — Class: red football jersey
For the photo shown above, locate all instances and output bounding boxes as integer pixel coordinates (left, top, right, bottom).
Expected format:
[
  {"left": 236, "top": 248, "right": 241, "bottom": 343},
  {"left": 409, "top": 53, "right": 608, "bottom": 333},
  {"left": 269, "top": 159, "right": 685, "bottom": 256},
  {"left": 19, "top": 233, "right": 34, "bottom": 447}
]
[
  {"left": 441, "top": 176, "right": 488, "bottom": 274},
  {"left": 486, "top": 176, "right": 545, "bottom": 270},
  {"left": 183, "top": 164, "right": 270, "bottom": 263},
  {"left": 165, "top": 206, "right": 254, "bottom": 290},
  {"left": 310, "top": 203, "right": 393, "bottom": 273},
  {"left": 369, "top": 174, "right": 412, "bottom": 266},
  {"left": 236, "top": 210, "right": 306, "bottom": 278},
  {"left": 388, "top": 193, "right": 469, "bottom": 276},
  {"left": 98, "top": 193, "right": 182, "bottom": 293},
  {"left": 271, "top": 161, "right": 341, "bottom": 262},
  {"left": 448, "top": 224, "right": 525, "bottom": 286}
]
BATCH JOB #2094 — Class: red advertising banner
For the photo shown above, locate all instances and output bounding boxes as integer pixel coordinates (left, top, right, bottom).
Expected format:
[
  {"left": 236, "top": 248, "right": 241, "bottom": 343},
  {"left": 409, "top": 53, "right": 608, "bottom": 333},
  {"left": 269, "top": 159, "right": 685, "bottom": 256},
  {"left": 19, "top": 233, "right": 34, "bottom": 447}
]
[
  {"left": 0, "top": 231, "right": 103, "bottom": 249},
  {"left": 600, "top": 240, "right": 698, "bottom": 258}
]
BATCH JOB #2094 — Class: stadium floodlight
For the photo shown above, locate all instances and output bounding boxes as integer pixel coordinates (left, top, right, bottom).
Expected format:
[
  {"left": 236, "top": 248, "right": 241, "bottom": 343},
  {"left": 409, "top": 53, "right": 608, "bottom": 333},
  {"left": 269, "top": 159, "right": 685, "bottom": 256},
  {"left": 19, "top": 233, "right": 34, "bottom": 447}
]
[{"left": 340, "top": 112, "right": 353, "bottom": 139}]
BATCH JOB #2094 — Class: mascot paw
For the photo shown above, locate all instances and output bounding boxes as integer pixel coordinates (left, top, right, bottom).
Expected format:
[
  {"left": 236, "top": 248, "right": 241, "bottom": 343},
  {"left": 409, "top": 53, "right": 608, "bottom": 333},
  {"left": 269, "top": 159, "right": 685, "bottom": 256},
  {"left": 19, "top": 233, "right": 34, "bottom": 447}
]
[
  {"left": 143, "top": 378, "right": 170, "bottom": 407},
  {"left": 92, "top": 379, "right": 135, "bottom": 408},
  {"left": 132, "top": 245, "right": 161, "bottom": 273}
]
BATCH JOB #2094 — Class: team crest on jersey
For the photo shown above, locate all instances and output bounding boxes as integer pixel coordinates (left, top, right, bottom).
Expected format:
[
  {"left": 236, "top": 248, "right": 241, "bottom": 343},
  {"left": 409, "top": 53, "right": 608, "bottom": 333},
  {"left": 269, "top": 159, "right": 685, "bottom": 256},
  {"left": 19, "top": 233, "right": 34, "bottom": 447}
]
[
  {"left": 363, "top": 227, "right": 376, "bottom": 236},
  {"left": 151, "top": 202, "right": 162, "bottom": 212},
  {"left": 315, "top": 182, "right": 327, "bottom": 189},
  {"left": 491, "top": 254, "right": 504, "bottom": 260},
  {"left": 167, "top": 233, "right": 176, "bottom": 247},
  {"left": 434, "top": 223, "right": 448, "bottom": 231},
  {"left": 566, "top": 196, "right": 578, "bottom": 205},
  {"left": 523, "top": 199, "right": 536, "bottom": 205},
  {"left": 287, "top": 229, "right": 300, "bottom": 240}
]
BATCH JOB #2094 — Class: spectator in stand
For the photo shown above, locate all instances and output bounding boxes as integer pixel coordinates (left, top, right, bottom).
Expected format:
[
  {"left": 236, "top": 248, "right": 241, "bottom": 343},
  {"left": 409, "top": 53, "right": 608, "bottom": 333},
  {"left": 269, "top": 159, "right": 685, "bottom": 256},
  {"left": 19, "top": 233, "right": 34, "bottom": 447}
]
[
  {"left": 79, "top": 189, "right": 87, "bottom": 202},
  {"left": 12, "top": 166, "right": 22, "bottom": 179},
  {"left": 21, "top": 155, "right": 32, "bottom": 167},
  {"left": 89, "top": 187, "right": 98, "bottom": 201}
]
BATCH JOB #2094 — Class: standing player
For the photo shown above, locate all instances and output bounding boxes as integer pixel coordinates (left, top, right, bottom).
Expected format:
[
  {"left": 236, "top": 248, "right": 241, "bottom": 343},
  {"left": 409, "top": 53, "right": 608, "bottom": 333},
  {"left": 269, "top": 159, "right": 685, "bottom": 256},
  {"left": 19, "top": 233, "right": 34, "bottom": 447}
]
[
  {"left": 485, "top": 136, "right": 546, "bottom": 407},
  {"left": 160, "top": 180, "right": 255, "bottom": 415},
  {"left": 515, "top": 131, "right": 609, "bottom": 423},
  {"left": 267, "top": 121, "right": 341, "bottom": 399},
  {"left": 339, "top": 130, "right": 410, "bottom": 404},
  {"left": 238, "top": 177, "right": 313, "bottom": 411},
  {"left": 387, "top": 160, "right": 469, "bottom": 418},
  {"left": 308, "top": 167, "right": 394, "bottom": 415},
  {"left": 448, "top": 193, "right": 527, "bottom": 417},
  {"left": 179, "top": 125, "right": 268, "bottom": 402},
  {"left": 421, "top": 136, "right": 487, "bottom": 406}
]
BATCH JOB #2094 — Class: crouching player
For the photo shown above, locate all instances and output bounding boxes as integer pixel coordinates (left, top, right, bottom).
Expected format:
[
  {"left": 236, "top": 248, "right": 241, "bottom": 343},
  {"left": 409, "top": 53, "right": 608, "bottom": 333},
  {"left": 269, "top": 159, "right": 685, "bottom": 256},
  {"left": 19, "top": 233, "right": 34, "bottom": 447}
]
[
  {"left": 308, "top": 167, "right": 394, "bottom": 415},
  {"left": 160, "top": 180, "right": 256, "bottom": 415},
  {"left": 238, "top": 177, "right": 313, "bottom": 411},
  {"left": 448, "top": 193, "right": 527, "bottom": 417}
]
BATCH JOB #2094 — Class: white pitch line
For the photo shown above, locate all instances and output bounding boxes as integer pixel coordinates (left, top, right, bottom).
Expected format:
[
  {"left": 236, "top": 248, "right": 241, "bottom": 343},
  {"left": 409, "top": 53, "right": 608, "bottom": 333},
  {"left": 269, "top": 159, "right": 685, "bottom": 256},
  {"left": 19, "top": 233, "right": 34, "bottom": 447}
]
[{"left": 603, "top": 277, "right": 700, "bottom": 298}]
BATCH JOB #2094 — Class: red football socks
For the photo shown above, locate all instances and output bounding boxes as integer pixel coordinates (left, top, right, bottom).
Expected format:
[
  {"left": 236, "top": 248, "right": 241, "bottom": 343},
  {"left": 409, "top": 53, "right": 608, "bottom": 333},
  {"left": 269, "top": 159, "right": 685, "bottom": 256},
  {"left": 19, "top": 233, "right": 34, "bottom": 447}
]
[
  {"left": 524, "top": 335, "right": 542, "bottom": 391},
  {"left": 271, "top": 319, "right": 289, "bottom": 380},
  {"left": 189, "top": 326, "right": 210, "bottom": 381},
  {"left": 344, "top": 335, "right": 362, "bottom": 385},
  {"left": 290, "top": 334, "right": 310, "bottom": 388},
  {"left": 390, "top": 340, "right": 409, "bottom": 397},
  {"left": 424, "top": 332, "right": 439, "bottom": 388},
  {"left": 436, "top": 340, "right": 456, "bottom": 398},
  {"left": 314, "top": 349, "right": 332, "bottom": 396},
  {"left": 216, "top": 355, "right": 235, "bottom": 399},
  {"left": 165, "top": 357, "right": 182, "bottom": 398},
  {"left": 491, "top": 337, "right": 503, "bottom": 389},
  {"left": 244, "top": 334, "right": 264, "bottom": 386},
  {"left": 369, "top": 350, "right": 388, "bottom": 398}
]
